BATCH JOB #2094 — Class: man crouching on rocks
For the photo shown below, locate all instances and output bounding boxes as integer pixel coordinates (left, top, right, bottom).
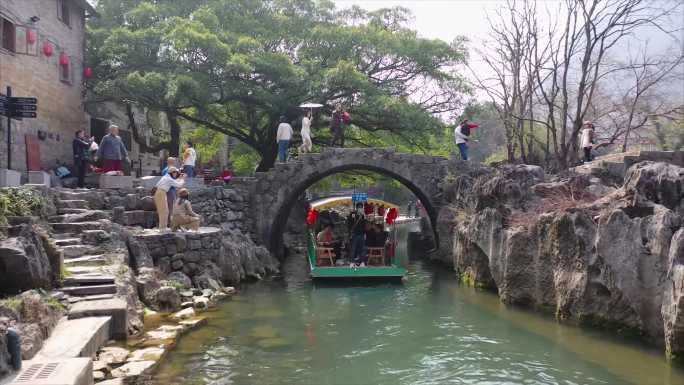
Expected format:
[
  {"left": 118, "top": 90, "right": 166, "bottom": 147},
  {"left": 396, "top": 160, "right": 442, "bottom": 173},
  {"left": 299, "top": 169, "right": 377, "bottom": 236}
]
[{"left": 1, "top": 317, "right": 21, "bottom": 372}]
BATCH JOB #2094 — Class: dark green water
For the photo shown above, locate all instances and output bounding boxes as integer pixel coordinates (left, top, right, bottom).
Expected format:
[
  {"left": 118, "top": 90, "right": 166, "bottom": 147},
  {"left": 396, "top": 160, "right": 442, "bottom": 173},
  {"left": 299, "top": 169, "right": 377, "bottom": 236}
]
[{"left": 152, "top": 224, "right": 684, "bottom": 385}]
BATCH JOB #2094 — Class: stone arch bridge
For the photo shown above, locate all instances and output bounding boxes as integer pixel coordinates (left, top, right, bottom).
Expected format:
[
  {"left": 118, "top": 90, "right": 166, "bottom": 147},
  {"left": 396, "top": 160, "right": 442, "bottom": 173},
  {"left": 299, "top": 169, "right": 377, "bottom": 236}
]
[{"left": 233, "top": 148, "right": 475, "bottom": 256}]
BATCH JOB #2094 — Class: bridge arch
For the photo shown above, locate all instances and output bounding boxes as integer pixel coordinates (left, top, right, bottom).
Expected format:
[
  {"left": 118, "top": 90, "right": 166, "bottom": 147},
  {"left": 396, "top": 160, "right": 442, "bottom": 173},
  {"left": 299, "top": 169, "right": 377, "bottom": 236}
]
[{"left": 247, "top": 148, "right": 452, "bottom": 257}]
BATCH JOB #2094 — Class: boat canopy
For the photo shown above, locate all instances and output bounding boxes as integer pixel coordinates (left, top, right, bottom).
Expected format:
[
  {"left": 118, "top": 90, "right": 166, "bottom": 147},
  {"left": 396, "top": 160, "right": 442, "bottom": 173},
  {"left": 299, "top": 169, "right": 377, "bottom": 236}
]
[{"left": 310, "top": 196, "right": 399, "bottom": 211}]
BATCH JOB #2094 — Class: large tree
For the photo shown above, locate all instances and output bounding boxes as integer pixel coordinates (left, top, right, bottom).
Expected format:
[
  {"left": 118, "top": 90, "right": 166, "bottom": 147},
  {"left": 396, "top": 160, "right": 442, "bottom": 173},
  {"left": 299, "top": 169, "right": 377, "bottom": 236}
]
[{"left": 87, "top": 0, "right": 468, "bottom": 169}]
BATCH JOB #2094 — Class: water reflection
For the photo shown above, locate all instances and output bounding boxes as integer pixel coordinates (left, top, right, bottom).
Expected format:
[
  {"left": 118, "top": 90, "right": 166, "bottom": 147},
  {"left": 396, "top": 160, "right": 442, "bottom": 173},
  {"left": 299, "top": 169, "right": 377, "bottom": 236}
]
[{"left": 152, "top": 252, "right": 684, "bottom": 385}]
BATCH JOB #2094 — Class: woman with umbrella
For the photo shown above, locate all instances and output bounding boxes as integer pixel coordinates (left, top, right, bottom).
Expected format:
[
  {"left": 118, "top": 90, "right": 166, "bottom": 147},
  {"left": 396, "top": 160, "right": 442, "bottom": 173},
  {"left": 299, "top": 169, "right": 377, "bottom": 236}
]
[{"left": 298, "top": 103, "right": 323, "bottom": 154}]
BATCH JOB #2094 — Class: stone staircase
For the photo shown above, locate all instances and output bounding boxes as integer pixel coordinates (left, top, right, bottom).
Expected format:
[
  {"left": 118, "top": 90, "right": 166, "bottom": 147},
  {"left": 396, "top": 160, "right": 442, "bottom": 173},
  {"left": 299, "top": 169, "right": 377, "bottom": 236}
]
[{"left": 9, "top": 190, "right": 128, "bottom": 385}]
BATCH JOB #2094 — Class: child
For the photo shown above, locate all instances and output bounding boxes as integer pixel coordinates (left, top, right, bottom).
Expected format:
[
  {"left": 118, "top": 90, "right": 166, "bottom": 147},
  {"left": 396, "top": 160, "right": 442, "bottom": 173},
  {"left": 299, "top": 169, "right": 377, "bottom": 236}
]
[{"left": 171, "top": 188, "right": 201, "bottom": 231}]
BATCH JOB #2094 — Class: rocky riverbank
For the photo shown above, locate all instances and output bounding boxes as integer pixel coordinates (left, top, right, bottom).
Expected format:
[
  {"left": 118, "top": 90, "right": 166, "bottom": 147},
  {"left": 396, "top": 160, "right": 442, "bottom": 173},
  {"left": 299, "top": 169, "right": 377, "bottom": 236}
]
[
  {"left": 434, "top": 160, "right": 684, "bottom": 359},
  {"left": 0, "top": 184, "right": 280, "bottom": 384}
]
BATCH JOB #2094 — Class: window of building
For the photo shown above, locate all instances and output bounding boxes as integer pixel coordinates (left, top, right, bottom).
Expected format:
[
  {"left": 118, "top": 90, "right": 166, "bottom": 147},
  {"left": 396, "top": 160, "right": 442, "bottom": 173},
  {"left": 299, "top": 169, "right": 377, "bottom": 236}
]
[
  {"left": 57, "top": 0, "right": 71, "bottom": 27},
  {"left": 1, "top": 17, "right": 15, "bottom": 52}
]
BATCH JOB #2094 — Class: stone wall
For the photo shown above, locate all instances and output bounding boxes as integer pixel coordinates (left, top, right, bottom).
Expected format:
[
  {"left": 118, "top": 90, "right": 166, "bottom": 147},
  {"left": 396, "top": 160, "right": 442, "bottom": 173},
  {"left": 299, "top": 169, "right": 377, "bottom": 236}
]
[
  {"left": 131, "top": 229, "right": 223, "bottom": 286},
  {"left": 0, "top": 0, "right": 92, "bottom": 172}
]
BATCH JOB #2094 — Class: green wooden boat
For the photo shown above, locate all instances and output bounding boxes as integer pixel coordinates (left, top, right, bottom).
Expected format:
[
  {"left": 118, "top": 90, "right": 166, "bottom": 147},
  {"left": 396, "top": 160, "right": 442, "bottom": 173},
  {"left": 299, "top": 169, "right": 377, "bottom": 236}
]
[{"left": 307, "top": 232, "right": 407, "bottom": 281}]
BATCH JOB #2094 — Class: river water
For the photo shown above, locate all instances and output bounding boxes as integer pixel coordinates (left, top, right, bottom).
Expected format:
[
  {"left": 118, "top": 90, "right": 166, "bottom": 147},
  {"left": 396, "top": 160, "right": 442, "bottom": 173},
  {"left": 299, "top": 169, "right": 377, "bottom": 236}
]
[{"left": 153, "top": 224, "right": 684, "bottom": 385}]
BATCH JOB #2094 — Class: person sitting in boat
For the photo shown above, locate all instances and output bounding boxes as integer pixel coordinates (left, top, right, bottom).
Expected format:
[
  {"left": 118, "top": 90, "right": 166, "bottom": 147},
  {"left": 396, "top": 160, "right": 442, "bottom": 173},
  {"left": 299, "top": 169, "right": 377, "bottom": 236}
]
[
  {"left": 347, "top": 203, "right": 367, "bottom": 267},
  {"left": 317, "top": 223, "right": 341, "bottom": 260}
]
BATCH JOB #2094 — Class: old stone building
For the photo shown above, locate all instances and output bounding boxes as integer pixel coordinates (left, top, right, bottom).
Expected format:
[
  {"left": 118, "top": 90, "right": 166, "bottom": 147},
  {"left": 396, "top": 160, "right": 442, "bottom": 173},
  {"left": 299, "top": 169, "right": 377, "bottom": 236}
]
[{"left": 0, "top": 0, "right": 96, "bottom": 173}]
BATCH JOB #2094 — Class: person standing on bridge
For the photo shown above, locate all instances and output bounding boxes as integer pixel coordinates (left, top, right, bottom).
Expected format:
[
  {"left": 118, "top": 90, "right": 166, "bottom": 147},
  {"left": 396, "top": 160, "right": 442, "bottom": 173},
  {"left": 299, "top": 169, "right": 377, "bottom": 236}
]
[
  {"left": 580, "top": 121, "right": 595, "bottom": 163},
  {"left": 330, "top": 105, "right": 345, "bottom": 147},
  {"left": 454, "top": 119, "right": 478, "bottom": 161},
  {"left": 299, "top": 111, "right": 313, "bottom": 155},
  {"left": 276, "top": 116, "right": 293, "bottom": 163}
]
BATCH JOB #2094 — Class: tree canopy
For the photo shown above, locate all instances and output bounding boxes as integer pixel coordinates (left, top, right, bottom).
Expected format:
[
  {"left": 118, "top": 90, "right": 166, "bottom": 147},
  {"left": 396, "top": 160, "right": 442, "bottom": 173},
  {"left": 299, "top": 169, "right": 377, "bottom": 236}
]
[{"left": 87, "top": 0, "right": 468, "bottom": 170}]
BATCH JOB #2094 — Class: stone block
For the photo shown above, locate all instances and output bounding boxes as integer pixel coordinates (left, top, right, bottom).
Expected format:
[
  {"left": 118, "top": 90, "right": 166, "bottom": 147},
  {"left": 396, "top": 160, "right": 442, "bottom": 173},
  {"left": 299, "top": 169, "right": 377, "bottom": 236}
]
[
  {"left": 36, "top": 317, "right": 111, "bottom": 359},
  {"left": 28, "top": 171, "right": 51, "bottom": 187},
  {"left": 10, "top": 358, "right": 93, "bottom": 385},
  {"left": 140, "top": 176, "right": 162, "bottom": 189},
  {"left": 68, "top": 298, "right": 128, "bottom": 340},
  {"left": 99, "top": 175, "right": 134, "bottom": 189},
  {"left": 0, "top": 169, "right": 21, "bottom": 187}
]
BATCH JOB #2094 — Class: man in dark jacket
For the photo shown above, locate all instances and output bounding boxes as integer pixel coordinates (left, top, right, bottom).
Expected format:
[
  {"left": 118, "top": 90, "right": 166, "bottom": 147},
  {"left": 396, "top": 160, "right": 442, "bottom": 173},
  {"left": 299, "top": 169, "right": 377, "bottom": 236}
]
[
  {"left": 346, "top": 203, "right": 367, "bottom": 266},
  {"left": 72, "top": 130, "right": 93, "bottom": 188}
]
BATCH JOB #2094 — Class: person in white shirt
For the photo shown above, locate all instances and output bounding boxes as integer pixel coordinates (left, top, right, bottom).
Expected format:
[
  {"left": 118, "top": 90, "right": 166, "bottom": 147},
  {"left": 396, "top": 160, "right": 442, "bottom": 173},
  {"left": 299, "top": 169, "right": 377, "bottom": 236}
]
[
  {"left": 182, "top": 141, "right": 197, "bottom": 177},
  {"left": 299, "top": 111, "right": 313, "bottom": 155},
  {"left": 154, "top": 167, "right": 185, "bottom": 231},
  {"left": 276, "top": 116, "right": 293, "bottom": 163},
  {"left": 454, "top": 119, "right": 473, "bottom": 160},
  {"left": 580, "top": 121, "right": 595, "bottom": 162}
]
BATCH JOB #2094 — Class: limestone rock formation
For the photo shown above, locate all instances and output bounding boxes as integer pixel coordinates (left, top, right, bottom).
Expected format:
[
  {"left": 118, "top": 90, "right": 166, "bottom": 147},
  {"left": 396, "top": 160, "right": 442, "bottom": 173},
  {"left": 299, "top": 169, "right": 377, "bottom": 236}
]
[
  {"left": 0, "top": 228, "right": 52, "bottom": 294},
  {"left": 440, "top": 161, "right": 684, "bottom": 356}
]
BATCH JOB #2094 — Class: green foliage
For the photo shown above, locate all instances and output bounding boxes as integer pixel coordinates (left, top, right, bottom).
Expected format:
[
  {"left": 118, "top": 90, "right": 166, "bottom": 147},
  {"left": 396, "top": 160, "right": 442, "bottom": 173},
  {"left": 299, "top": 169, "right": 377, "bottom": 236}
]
[
  {"left": 88, "top": 0, "right": 469, "bottom": 170},
  {"left": 0, "top": 188, "right": 47, "bottom": 226},
  {"left": 230, "top": 142, "right": 261, "bottom": 175},
  {"left": 0, "top": 297, "right": 21, "bottom": 312},
  {"left": 182, "top": 127, "right": 225, "bottom": 165}
]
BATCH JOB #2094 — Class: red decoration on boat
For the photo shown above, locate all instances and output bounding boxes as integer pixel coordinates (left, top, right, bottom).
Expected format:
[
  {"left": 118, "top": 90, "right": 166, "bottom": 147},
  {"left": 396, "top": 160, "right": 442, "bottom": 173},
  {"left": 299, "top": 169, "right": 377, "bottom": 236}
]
[
  {"left": 363, "top": 203, "right": 373, "bottom": 215},
  {"left": 42, "top": 41, "right": 53, "bottom": 56},
  {"left": 377, "top": 206, "right": 385, "bottom": 216},
  {"left": 27, "top": 30, "right": 37, "bottom": 44},
  {"left": 83, "top": 67, "right": 93, "bottom": 79},
  {"left": 306, "top": 208, "right": 319, "bottom": 225},
  {"left": 386, "top": 208, "right": 398, "bottom": 225},
  {"left": 59, "top": 52, "right": 69, "bottom": 65}
]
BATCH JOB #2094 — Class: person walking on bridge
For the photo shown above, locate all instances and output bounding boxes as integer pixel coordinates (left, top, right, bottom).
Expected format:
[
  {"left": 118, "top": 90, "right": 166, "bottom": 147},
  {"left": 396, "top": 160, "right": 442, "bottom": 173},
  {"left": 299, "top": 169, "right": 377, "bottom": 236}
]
[
  {"left": 276, "top": 116, "right": 293, "bottom": 163},
  {"left": 330, "top": 105, "right": 346, "bottom": 147},
  {"left": 299, "top": 111, "right": 313, "bottom": 155},
  {"left": 454, "top": 119, "right": 478, "bottom": 161}
]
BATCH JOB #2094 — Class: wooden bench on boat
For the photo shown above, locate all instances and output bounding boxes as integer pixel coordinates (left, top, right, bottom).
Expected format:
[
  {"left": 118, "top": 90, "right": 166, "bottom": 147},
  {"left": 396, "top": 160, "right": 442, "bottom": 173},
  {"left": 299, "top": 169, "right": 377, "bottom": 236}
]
[
  {"left": 367, "top": 247, "right": 385, "bottom": 266},
  {"left": 316, "top": 245, "right": 336, "bottom": 266}
]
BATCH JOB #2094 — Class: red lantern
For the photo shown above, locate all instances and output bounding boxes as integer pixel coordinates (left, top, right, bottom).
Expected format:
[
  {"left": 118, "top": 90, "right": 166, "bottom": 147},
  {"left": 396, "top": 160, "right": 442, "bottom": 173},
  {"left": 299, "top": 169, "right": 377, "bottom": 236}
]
[
  {"left": 27, "top": 30, "right": 37, "bottom": 44},
  {"left": 386, "top": 208, "right": 398, "bottom": 225},
  {"left": 377, "top": 206, "right": 385, "bottom": 216},
  {"left": 42, "top": 41, "right": 53, "bottom": 56},
  {"left": 306, "top": 208, "right": 318, "bottom": 225},
  {"left": 83, "top": 67, "right": 93, "bottom": 79},
  {"left": 363, "top": 203, "right": 373, "bottom": 215},
  {"left": 59, "top": 52, "right": 69, "bottom": 65}
]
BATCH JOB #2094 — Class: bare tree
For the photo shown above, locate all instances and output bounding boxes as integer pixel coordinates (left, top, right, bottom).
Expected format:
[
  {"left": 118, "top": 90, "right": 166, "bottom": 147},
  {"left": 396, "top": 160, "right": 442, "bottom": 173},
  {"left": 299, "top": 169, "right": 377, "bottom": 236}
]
[{"left": 472, "top": 0, "right": 682, "bottom": 169}]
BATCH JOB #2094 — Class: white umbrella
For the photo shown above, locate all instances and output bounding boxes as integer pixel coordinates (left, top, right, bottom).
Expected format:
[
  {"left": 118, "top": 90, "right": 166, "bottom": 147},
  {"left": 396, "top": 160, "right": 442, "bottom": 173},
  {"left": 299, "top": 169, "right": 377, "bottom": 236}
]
[{"left": 299, "top": 102, "right": 324, "bottom": 108}]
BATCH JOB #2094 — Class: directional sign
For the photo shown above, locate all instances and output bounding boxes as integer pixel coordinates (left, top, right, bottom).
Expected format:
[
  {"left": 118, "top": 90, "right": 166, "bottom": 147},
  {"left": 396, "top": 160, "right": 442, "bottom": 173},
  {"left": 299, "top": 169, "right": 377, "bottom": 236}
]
[
  {"left": 11, "top": 104, "right": 37, "bottom": 111},
  {"left": 9, "top": 97, "right": 37, "bottom": 104},
  {"left": 11, "top": 111, "right": 37, "bottom": 118}
]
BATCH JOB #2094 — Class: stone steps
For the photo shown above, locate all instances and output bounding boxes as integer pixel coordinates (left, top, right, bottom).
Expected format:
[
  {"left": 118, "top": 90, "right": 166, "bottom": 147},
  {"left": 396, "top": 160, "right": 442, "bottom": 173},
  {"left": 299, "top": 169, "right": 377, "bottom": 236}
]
[
  {"left": 64, "top": 254, "right": 107, "bottom": 266},
  {"left": 54, "top": 237, "right": 82, "bottom": 247},
  {"left": 56, "top": 208, "right": 89, "bottom": 215},
  {"left": 63, "top": 275, "right": 115, "bottom": 286},
  {"left": 61, "top": 284, "right": 118, "bottom": 296},
  {"left": 51, "top": 221, "right": 104, "bottom": 234},
  {"left": 69, "top": 298, "right": 128, "bottom": 340},
  {"left": 56, "top": 200, "right": 90, "bottom": 210},
  {"left": 36, "top": 316, "right": 112, "bottom": 359},
  {"left": 59, "top": 245, "right": 100, "bottom": 258},
  {"left": 67, "top": 294, "right": 116, "bottom": 304},
  {"left": 49, "top": 210, "right": 110, "bottom": 224}
]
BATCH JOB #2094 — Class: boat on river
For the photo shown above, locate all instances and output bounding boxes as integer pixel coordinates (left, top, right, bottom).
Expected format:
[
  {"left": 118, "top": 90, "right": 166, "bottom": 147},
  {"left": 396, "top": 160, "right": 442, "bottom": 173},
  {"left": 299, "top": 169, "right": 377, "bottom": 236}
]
[{"left": 306, "top": 194, "right": 407, "bottom": 281}]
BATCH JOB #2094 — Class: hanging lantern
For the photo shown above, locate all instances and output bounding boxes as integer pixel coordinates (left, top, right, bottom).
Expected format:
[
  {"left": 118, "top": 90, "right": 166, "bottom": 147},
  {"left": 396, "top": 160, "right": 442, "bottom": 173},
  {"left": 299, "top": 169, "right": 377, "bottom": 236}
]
[
  {"left": 83, "top": 67, "right": 93, "bottom": 79},
  {"left": 27, "top": 30, "right": 37, "bottom": 44},
  {"left": 306, "top": 208, "right": 319, "bottom": 225},
  {"left": 363, "top": 203, "right": 373, "bottom": 215},
  {"left": 377, "top": 206, "right": 385, "bottom": 216},
  {"left": 42, "top": 41, "right": 53, "bottom": 56},
  {"left": 59, "top": 52, "right": 69, "bottom": 65},
  {"left": 386, "top": 208, "right": 398, "bottom": 225}
]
